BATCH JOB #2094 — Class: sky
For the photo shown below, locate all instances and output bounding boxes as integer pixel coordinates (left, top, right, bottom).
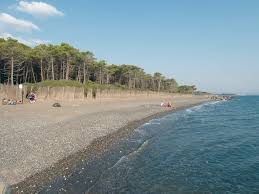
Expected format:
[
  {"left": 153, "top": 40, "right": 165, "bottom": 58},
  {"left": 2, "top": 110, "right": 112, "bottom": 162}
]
[{"left": 0, "top": 0, "right": 258, "bottom": 94}]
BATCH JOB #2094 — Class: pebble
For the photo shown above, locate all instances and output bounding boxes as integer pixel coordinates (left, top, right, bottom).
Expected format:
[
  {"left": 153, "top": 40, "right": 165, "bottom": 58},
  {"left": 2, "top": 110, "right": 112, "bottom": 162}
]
[{"left": 0, "top": 97, "right": 208, "bottom": 187}]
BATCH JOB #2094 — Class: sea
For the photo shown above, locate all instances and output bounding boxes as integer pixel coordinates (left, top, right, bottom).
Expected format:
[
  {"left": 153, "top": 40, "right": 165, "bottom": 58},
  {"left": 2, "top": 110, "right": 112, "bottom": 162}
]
[{"left": 42, "top": 96, "right": 259, "bottom": 194}]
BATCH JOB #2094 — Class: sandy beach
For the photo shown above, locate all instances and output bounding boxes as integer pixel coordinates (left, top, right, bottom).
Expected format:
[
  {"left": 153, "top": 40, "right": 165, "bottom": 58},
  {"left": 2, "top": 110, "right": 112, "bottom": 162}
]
[{"left": 0, "top": 94, "right": 209, "bottom": 192}]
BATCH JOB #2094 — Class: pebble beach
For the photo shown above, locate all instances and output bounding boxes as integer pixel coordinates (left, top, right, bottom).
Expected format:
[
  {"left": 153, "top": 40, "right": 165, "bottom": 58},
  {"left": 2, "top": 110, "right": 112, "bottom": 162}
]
[{"left": 0, "top": 94, "right": 209, "bottom": 192}]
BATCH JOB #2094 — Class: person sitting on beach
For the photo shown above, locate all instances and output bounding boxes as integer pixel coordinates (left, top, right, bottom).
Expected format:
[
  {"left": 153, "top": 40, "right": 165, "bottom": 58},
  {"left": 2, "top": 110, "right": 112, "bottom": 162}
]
[
  {"left": 27, "top": 92, "right": 37, "bottom": 104},
  {"left": 161, "top": 101, "right": 174, "bottom": 108}
]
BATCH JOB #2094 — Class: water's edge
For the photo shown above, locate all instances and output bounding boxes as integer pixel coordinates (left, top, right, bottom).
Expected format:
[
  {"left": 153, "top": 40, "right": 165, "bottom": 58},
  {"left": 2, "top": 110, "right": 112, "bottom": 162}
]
[{"left": 11, "top": 101, "right": 210, "bottom": 193}]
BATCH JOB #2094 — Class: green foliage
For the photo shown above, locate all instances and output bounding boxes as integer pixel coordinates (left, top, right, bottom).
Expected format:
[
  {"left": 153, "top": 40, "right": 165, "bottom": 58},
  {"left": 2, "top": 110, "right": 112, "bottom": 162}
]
[
  {"left": 26, "top": 80, "right": 127, "bottom": 91},
  {"left": 0, "top": 38, "right": 197, "bottom": 93},
  {"left": 177, "top": 85, "right": 197, "bottom": 94},
  {"left": 37, "top": 80, "right": 83, "bottom": 87}
]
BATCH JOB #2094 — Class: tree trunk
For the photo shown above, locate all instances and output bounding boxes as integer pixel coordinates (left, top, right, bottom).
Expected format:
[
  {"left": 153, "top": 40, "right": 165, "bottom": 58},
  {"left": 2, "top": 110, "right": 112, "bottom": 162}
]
[
  {"left": 99, "top": 68, "right": 102, "bottom": 84},
  {"left": 65, "top": 60, "right": 70, "bottom": 80},
  {"left": 51, "top": 58, "right": 55, "bottom": 80},
  {"left": 46, "top": 63, "right": 50, "bottom": 80},
  {"left": 16, "top": 71, "right": 19, "bottom": 85},
  {"left": 128, "top": 72, "right": 131, "bottom": 89},
  {"left": 158, "top": 78, "right": 161, "bottom": 92},
  {"left": 23, "top": 68, "right": 26, "bottom": 83},
  {"left": 25, "top": 66, "right": 29, "bottom": 83},
  {"left": 77, "top": 66, "right": 81, "bottom": 82},
  {"left": 61, "top": 61, "right": 63, "bottom": 79},
  {"left": 133, "top": 73, "right": 136, "bottom": 89},
  {"left": 40, "top": 58, "right": 44, "bottom": 81},
  {"left": 31, "top": 63, "right": 36, "bottom": 83},
  {"left": 152, "top": 78, "right": 155, "bottom": 90},
  {"left": 83, "top": 63, "right": 87, "bottom": 84},
  {"left": 60, "top": 61, "right": 63, "bottom": 80},
  {"left": 11, "top": 56, "right": 14, "bottom": 86},
  {"left": 106, "top": 74, "right": 109, "bottom": 84}
]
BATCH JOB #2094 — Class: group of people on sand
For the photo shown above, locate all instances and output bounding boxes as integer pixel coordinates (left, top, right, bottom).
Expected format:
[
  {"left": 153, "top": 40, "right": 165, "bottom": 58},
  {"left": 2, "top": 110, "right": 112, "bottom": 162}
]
[
  {"left": 160, "top": 101, "right": 175, "bottom": 108},
  {"left": 1, "top": 92, "right": 37, "bottom": 105}
]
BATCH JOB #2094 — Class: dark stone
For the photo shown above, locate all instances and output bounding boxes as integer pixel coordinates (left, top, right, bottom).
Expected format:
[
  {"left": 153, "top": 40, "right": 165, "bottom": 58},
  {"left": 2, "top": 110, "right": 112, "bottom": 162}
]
[
  {"left": 2, "top": 98, "right": 8, "bottom": 105},
  {"left": 52, "top": 103, "right": 61, "bottom": 107},
  {"left": 211, "top": 95, "right": 232, "bottom": 101}
]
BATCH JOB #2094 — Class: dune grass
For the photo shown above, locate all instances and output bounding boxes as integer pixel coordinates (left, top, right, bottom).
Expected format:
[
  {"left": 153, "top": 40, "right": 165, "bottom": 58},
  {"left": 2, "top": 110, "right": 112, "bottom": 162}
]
[{"left": 25, "top": 80, "right": 127, "bottom": 92}]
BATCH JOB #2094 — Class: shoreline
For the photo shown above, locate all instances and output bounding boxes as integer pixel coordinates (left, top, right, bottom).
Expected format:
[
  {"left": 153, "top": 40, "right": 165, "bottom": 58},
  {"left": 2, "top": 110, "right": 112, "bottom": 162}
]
[{"left": 10, "top": 100, "right": 210, "bottom": 193}]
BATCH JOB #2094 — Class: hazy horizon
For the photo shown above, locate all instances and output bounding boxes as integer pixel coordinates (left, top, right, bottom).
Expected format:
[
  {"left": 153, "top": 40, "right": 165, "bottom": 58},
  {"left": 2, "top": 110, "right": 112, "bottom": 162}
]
[{"left": 0, "top": 0, "right": 258, "bottom": 94}]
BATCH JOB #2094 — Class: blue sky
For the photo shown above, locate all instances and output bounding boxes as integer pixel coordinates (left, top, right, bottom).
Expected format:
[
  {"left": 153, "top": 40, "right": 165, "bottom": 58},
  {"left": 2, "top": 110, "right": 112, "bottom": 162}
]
[{"left": 0, "top": 0, "right": 258, "bottom": 94}]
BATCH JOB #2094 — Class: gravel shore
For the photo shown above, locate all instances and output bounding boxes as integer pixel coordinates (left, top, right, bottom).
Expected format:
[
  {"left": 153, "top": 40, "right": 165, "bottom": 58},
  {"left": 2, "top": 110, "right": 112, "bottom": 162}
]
[{"left": 0, "top": 95, "right": 209, "bottom": 190}]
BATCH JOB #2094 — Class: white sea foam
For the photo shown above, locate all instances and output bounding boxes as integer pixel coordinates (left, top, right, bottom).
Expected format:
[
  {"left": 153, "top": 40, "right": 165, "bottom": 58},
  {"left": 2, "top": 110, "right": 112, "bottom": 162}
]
[
  {"left": 150, "top": 122, "right": 161, "bottom": 125},
  {"left": 143, "top": 121, "right": 161, "bottom": 125},
  {"left": 108, "top": 155, "right": 128, "bottom": 170},
  {"left": 108, "top": 140, "right": 149, "bottom": 169},
  {"left": 135, "top": 128, "right": 147, "bottom": 136},
  {"left": 186, "top": 101, "right": 222, "bottom": 113},
  {"left": 131, "top": 139, "right": 149, "bottom": 154},
  {"left": 186, "top": 109, "right": 193, "bottom": 113},
  {"left": 209, "top": 101, "right": 221, "bottom": 105}
]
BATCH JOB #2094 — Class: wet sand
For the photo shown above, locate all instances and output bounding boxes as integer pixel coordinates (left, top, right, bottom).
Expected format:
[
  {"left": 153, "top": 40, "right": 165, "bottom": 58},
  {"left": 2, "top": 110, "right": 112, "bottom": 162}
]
[{"left": 0, "top": 94, "right": 209, "bottom": 192}]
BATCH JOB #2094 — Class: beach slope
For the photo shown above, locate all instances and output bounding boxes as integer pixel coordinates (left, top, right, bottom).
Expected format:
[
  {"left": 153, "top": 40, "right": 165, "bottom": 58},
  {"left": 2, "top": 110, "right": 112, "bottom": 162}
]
[{"left": 0, "top": 95, "right": 209, "bottom": 188}]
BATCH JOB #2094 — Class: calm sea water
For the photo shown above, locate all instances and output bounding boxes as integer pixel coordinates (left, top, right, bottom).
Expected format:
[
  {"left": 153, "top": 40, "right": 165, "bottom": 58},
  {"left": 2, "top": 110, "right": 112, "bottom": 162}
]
[{"left": 43, "top": 96, "right": 259, "bottom": 194}]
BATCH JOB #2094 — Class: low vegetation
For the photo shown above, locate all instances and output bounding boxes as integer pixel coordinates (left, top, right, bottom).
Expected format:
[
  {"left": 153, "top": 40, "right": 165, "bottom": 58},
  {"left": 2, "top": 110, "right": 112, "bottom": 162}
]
[{"left": 26, "top": 80, "right": 127, "bottom": 90}]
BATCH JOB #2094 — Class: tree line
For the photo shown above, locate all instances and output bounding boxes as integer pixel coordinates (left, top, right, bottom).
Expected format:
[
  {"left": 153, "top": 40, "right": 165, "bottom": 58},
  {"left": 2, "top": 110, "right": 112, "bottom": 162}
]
[{"left": 0, "top": 38, "right": 196, "bottom": 93}]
